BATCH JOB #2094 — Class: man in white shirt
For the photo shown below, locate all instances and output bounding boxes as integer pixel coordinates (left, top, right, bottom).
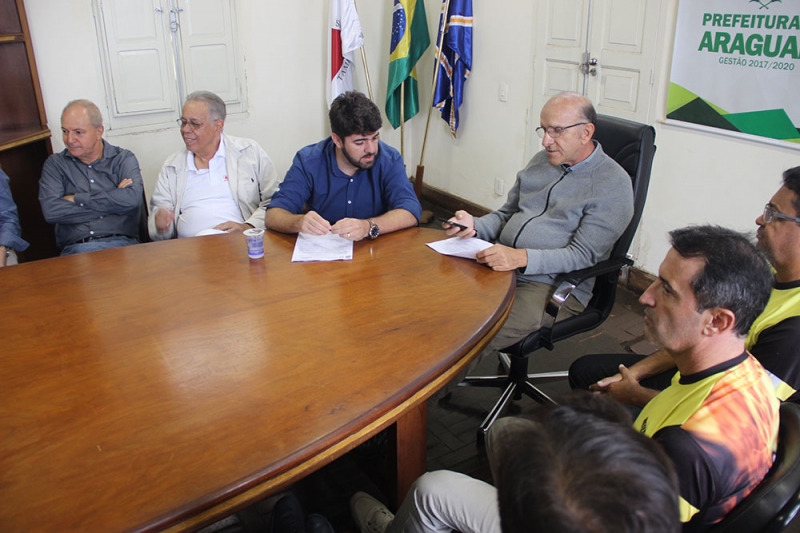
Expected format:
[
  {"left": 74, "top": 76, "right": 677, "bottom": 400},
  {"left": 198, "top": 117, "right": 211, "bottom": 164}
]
[{"left": 149, "top": 91, "right": 278, "bottom": 239}]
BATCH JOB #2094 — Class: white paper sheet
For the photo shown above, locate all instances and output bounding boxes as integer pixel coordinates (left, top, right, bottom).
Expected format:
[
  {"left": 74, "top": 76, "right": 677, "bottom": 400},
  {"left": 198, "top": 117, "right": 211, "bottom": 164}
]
[
  {"left": 195, "top": 228, "right": 227, "bottom": 236},
  {"left": 426, "top": 236, "right": 493, "bottom": 260},
  {"left": 291, "top": 232, "right": 354, "bottom": 262}
]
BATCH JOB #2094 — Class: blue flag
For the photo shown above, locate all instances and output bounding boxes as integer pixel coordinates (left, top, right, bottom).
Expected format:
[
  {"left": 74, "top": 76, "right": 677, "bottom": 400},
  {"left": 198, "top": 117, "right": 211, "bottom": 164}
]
[{"left": 432, "top": 0, "right": 472, "bottom": 137}]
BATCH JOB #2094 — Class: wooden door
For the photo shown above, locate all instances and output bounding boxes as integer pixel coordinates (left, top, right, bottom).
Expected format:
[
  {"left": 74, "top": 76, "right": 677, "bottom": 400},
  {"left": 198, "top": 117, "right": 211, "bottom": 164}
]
[{"left": 531, "top": 0, "right": 662, "bottom": 124}]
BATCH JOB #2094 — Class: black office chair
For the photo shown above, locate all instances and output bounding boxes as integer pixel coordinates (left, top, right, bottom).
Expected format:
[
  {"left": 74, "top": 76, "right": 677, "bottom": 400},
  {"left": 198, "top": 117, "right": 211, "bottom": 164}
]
[
  {"left": 707, "top": 402, "right": 800, "bottom": 533},
  {"left": 461, "top": 114, "right": 656, "bottom": 436}
]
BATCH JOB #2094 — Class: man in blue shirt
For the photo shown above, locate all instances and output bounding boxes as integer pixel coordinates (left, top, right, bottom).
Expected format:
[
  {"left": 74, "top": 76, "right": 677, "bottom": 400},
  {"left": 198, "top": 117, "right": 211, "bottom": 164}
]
[
  {"left": 266, "top": 91, "right": 421, "bottom": 241},
  {"left": 0, "top": 168, "right": 29, "bottom": 266}
]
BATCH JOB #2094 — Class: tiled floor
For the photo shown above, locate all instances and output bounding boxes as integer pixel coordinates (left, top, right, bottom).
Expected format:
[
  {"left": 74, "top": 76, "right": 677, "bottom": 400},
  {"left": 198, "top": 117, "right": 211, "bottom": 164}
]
[{"left": 200, "top": 204, "right": 660, "bottom": 532}]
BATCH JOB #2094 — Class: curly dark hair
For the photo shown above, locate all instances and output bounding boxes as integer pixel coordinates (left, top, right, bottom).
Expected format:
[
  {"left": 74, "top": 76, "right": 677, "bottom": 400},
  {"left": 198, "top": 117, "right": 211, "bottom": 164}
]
[{"left": 329, "top": 91, "right": 382, "bottom": 139}]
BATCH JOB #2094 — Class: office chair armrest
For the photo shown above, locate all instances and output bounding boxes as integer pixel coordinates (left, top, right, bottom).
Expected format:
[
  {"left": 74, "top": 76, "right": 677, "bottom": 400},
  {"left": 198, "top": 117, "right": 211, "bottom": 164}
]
[
  {"left": 503, "top": 257, "right": 633, "bottom": 356},
  {"left": 539, "top": 257, "right": 634, "bottom": 349},
  {"left": 556, "top": 257, "right": 635, "bottom": 289}
]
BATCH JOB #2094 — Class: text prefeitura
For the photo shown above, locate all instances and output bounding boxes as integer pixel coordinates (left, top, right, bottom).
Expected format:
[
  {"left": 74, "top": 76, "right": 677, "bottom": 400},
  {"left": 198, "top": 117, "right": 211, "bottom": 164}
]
[{"left": 698, "top": 13, "right": 800, "bottom": 59}]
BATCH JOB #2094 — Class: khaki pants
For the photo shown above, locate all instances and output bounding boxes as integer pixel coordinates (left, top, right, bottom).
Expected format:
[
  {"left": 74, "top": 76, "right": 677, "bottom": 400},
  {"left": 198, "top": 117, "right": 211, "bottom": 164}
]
[
  {"left": 436, "top": 280, "right": 585, "bottom": 400},
  {"left": 486, "top": 280, "right": 585, "bottom": 352}
]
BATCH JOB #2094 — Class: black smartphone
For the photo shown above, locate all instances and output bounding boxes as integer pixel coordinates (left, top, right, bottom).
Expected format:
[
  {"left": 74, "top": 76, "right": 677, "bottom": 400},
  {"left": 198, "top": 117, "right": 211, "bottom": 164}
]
[{"left": 438, "top": 217, "right": 468, "bottom": 231}]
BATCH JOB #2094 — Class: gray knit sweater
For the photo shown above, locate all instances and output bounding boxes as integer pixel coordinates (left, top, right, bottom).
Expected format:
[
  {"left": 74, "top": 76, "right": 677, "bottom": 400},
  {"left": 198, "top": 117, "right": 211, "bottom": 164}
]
[{"left": 474, "top": 143, "right": 634, "bottom": 306}]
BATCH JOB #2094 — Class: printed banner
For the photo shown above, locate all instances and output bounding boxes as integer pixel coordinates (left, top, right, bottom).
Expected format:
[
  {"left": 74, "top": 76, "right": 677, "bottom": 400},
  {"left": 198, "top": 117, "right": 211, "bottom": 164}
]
[{"left": 667, "top": 0, "right": 800, "bottom": 144}]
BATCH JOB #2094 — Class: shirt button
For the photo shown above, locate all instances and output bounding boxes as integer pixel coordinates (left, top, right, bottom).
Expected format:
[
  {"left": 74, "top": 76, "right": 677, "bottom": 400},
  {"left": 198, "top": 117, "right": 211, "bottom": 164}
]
[
  {"left": 347, "top": 200, "right": 352, "bottom": 204},
  {"left": 79, "top": 203, "right": 84, "bottom": 207},
  {"left": 89, "top": 231, "right": 95, "bottom": 235},
  {"left": 90, "top": 179, "right": 95, "bottom": 183},
  {"left": 350, "top": 179, "right": 353, "bottom": 182}
]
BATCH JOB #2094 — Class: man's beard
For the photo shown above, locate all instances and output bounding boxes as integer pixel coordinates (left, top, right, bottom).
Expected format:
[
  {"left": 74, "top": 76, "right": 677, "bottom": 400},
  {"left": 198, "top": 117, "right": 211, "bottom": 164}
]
[{"left": 342, "top": 144, "right": 377, "bottom": 170}]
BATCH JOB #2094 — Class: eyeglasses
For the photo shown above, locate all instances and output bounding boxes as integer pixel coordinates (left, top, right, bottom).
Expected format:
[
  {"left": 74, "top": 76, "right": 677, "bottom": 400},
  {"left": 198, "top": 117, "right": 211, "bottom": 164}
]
[
  {"left": 176, "top": 118, "right": 205, "bottom": 129},
  {"left": 535, "top": 122, "right": 587, "bottom": 139},
  {"left": 763, "top": 204, "right": 800, "bottom": 225}
]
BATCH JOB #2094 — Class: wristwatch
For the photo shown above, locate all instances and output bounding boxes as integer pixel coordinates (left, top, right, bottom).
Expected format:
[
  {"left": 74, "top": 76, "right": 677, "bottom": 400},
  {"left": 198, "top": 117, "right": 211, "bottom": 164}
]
[{"left": 368, "top": 219, "right": 380, "bottom": 239}]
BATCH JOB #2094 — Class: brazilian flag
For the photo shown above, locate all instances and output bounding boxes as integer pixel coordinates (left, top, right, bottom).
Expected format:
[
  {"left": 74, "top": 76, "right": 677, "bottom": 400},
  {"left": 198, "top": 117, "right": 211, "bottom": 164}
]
[{"left": 386, "top": 0, "right": 430, "bottom": 129}]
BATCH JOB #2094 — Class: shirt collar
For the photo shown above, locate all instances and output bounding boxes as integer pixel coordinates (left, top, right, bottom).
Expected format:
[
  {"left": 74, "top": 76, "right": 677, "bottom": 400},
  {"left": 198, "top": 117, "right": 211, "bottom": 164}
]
[
  {"left": 186, "top": 134, "right": 225, "bottom": 172},
  {"left": 561, "top": 140, "right": 598, "bottom": 173},
  {"left": 64, "top": 140, "right": 110, "bottom": 165}
]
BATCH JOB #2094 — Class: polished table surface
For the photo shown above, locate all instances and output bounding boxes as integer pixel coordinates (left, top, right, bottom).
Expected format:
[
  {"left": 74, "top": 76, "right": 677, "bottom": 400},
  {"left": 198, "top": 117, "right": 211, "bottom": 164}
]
[{"left": 0, "top": 227, "right": 514, "bottom": 532}]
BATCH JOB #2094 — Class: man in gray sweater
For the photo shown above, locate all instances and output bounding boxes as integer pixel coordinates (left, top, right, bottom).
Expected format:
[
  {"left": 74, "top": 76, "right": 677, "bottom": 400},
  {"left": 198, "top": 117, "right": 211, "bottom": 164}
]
[{"left": 445, "top": 91, "right": 634, "bottom": 354}]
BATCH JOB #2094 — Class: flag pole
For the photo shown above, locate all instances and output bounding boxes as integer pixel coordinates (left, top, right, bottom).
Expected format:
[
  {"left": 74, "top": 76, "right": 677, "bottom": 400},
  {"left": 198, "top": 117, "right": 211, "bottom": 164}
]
[
  {"left": 400, "top": 82, "right": 406, "bottom": 159},
  {"left": 360, "top": 48, "right": 374, "bottom": 101},
  {"left": 414, "top": 0, "right": 450, "bottom": 203},
  {"left": 353, "top": 0, "right": 374, "bottom": 101}
]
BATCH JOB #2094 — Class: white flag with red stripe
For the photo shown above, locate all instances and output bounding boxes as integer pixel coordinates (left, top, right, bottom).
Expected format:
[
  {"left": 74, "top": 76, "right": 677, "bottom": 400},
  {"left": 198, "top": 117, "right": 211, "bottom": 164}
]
[{"left": 327, "top": 0, "right": 364, "bottom": 108}]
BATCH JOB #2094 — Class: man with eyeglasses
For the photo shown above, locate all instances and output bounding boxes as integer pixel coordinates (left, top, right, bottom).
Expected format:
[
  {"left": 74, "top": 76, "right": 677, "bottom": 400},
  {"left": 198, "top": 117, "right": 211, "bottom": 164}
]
[
  {"left": 39, "top": 99, "right": 144, "bottom": 255},
  {"left": 570, "top": 166, "right": 800, "bottom": 406},
  {"left": 440, "top": 91, "right": 633, "bottom": 379},
  {"left": 149, "top": 91, "right": 278, "bottom": 239}
]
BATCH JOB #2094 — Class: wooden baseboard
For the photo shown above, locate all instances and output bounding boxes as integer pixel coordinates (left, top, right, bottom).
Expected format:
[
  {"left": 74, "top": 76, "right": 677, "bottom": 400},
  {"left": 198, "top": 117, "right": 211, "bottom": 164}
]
[
  {"left": 415, "top": 181, "right": 492, "bottom": 218},
  {"left": 414, "top": 181, "right": 657, "bottom": 294},
  {"left": 626, "top": 267, "right": 656, "bottom": 294}
]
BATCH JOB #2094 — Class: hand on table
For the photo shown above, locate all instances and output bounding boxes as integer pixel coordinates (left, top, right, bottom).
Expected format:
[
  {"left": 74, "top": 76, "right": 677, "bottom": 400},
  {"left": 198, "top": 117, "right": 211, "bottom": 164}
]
[
  {"left": 331, "top": 218, "right": 369, "bottom": 241},
  {"left": 476, "top": 244, "right": 527, "bottom": 271},
  {"left": 299, "top": 211, "right": 332, "bottom": 235}
]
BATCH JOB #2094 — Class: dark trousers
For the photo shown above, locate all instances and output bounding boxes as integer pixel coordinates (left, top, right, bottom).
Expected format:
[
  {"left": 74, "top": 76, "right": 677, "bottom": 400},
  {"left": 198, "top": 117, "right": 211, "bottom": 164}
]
[{"left": 568, "top": 353, "right": 676, "bottom": 392}]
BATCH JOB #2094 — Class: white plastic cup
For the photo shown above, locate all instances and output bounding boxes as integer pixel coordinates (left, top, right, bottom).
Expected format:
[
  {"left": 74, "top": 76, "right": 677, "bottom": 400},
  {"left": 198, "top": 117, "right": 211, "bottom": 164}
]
[{"left": 243, "top": 228, "right": 265, "bottom": 259}]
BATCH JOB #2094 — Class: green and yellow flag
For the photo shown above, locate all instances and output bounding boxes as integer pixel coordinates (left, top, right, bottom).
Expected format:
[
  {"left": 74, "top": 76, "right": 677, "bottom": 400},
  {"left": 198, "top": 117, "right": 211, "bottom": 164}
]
[{"left": 386, "top": 0, "right": 430, "bottom": 129}]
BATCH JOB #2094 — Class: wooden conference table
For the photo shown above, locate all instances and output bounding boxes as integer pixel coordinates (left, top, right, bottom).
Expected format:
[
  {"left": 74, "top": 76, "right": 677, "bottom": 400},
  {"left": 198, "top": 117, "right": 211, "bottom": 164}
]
[{"left": 0, "top": 227, "right": 514, "bottom": 532}]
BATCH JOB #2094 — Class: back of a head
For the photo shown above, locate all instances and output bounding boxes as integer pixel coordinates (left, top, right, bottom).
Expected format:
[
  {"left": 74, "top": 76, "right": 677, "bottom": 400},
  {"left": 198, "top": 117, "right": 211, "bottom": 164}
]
[
  {"left": 669, "top": 225, "right": 773, "bottom": 336},
  {"left": 329, "top": 91, "right": 382, "bottom": 138},
  {"left": 493, "top": 394, "right": 680, "bottom": 533}
]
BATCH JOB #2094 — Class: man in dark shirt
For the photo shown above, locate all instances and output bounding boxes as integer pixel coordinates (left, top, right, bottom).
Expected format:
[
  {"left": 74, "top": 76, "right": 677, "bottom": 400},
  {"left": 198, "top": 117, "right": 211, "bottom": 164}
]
[
  {"left": 570, "top": 167, "right": 800, "bottom": 405},
  {"left": 39, "top": 99, "right": 143, "bottom": 255},
  {"left": 266, "top": 91, "right": 421, "bottom": 241}
]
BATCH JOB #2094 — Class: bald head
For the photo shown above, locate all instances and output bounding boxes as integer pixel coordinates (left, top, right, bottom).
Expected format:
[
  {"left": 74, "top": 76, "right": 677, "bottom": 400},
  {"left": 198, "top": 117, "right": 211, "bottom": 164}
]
[
  {"left": 62, "top": 99, "right": 103, "bottom": 129},
  {"left": 544, "top": 92, "right": 596, "bottom": 128},
  {"left": 539, "top": 92, "right": 597, "bottom": 166}
]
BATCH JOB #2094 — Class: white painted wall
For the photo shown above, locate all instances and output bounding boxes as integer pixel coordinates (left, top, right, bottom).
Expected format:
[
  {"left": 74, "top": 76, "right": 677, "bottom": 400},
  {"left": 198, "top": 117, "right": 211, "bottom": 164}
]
[{"left": 23, "top": 0, "right": 799, "bottom": 275}]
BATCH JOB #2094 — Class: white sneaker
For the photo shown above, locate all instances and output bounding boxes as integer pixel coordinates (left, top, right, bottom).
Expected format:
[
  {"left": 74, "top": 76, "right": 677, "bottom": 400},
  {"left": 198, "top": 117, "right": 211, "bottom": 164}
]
[{"left": 350, "top": 491, "right": 395, "bottom": 533}]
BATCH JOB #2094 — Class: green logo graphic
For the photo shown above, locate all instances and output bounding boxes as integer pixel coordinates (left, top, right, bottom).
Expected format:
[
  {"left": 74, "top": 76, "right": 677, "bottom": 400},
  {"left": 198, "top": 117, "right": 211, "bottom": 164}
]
[{"left": 750, "top": 0, "right": 782, "bottom": 10}]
